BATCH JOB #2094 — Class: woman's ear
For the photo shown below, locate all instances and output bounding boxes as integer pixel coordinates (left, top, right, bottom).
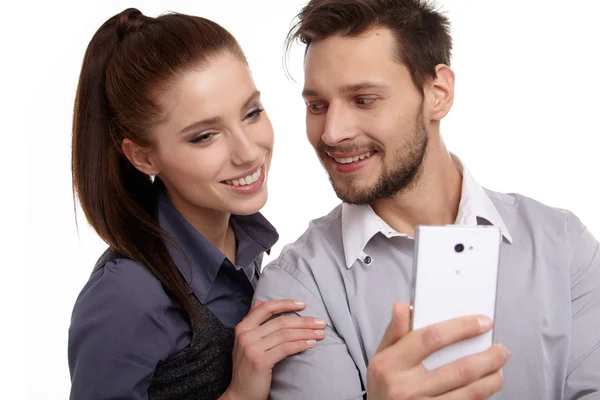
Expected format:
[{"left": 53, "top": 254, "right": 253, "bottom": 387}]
[{"left": 121, "top": 138, "right": 160, "bottom": 176}]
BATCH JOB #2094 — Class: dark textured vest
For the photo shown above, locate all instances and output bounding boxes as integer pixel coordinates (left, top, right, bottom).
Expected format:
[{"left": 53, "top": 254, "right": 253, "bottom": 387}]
[{"left": 94, "top": 249, "right": 235, "bottom": 400}]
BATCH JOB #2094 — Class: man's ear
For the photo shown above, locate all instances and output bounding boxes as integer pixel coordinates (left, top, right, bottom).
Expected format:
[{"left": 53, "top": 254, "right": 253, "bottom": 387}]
[
  {"left": 424, "top": 64, "right": 455, "bottom": 121},
  {"left": 121, "top": 138, "right": 159, "bottom": 176}
]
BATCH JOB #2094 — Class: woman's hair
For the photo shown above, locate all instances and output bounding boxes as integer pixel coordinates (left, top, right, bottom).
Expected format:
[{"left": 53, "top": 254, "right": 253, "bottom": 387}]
[{"left": 72, "top": 8, "right": 246, "bottom": 322}]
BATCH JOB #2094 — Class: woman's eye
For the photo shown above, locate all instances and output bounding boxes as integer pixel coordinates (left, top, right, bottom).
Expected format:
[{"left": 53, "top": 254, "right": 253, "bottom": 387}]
[
  {"left": 246, "top": 108, "right": 264, "bottom": 120},
  {"left": 189, "top": 132, "right": 215, "bottom": 144}
]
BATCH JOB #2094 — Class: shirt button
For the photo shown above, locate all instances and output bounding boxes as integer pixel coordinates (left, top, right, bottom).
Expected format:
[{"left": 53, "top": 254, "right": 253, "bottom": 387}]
[
  {"left": 242, "top": 296, "right": 252, "bottom": 305},
  {"left": 364, "top": 256, "right": 372, "bottom": 265}
]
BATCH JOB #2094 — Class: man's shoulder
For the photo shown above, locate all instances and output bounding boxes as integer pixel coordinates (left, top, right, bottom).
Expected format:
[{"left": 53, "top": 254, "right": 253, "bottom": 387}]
[
  {"left": 276, "top": 203, "right": 344, "bottom": 263},
  {"left": 485, "top": 188, "right": 584, "bottom": 237},
  {"left": 260, "top": 204, "right": 346, "bottom": 288}
]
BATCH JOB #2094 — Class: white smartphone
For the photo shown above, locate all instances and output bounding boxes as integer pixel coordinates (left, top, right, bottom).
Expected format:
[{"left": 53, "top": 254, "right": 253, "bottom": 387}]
[{"left": 410, "top": 225, "right": 502, "bottom": 370}]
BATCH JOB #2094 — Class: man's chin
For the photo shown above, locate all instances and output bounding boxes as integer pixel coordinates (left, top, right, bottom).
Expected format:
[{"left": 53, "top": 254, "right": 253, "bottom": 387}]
[{"left": 331, "top": 183, "right": 374, "bottom": 205}]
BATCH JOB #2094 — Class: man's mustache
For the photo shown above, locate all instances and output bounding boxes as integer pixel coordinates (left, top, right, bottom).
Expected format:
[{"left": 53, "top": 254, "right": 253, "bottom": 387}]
[{"left": 317, "top": 141, "right": 383, "bottom": 155}]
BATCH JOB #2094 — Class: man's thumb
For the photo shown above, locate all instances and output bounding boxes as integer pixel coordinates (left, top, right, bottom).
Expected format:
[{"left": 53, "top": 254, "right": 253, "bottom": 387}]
[{"left": 376, "top": 301, "right": 411, "bottom": 353}]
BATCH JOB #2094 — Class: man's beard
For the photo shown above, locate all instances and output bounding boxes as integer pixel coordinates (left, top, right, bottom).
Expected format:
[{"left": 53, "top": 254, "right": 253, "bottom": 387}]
[{"left": 320, "top": 107, "right": 428, "bottom": 205}]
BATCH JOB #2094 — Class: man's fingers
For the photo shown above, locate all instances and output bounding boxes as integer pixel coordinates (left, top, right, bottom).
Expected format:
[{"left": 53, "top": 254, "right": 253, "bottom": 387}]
[
  {"left": 422, "top": 343, "right": 509, "bottom": 395},
  {"left": 376, "top": 301, "right": 411, "bottom": 353},
  {"left": 388, "top": 314, "right": 493, "bottom": 368},
  {"left": 433, "top": 370, "right": 504, "bottom": 400}
]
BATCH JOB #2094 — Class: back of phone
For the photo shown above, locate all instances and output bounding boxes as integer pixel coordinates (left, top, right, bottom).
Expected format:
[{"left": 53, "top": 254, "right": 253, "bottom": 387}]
[{"left": 410, "top": 225, "right": 501, "bottom": 370}]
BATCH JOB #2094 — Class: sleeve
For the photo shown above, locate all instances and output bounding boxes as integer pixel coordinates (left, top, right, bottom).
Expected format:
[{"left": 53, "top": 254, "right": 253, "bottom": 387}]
[
  {"left": 253, "top": 262, "right": 365, "bottom": 400},
  {"left": 565, "top": 213, "right": 600, "bottom": 399},
  {"left": 68, "top": 260, "right": 175, "bottom": 400}
]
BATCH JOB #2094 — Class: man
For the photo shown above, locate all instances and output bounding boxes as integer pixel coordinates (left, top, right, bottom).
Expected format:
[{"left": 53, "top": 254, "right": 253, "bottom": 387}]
[{"left": 254, "top": 0, "right": 600, "bottom": 399}]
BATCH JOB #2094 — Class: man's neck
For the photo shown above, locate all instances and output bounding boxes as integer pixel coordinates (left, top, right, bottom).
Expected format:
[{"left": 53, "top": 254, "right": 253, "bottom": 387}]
[{"left": 371, "top": 136, "right": 462, "bottom": 238}]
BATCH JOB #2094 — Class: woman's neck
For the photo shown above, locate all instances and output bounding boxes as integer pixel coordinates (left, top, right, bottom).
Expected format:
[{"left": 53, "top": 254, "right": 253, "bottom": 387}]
[{"left": 166, "top": 192, "right": 235, "bottom": 262}]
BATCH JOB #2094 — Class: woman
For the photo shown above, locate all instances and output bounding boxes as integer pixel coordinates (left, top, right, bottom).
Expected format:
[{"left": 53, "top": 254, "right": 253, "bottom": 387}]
[{"left": 68, "top": 8, "right": 326, "bottom": 400}]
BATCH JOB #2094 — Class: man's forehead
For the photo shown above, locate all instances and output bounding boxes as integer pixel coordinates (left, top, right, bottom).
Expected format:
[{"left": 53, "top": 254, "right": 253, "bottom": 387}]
[
  {"left": 304, "top": 30, "right": 399, "bottom": 75},
  {"left": 302, "top": 32, "right": 406, "bottom": 96},
  {"left": 305, "top": 27, "right": 396, "bottom": 58}
]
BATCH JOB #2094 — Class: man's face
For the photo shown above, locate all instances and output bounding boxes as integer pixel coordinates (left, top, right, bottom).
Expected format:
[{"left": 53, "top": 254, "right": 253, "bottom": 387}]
[{"left": 302, "top": 27, "right": 429, "bottom": 204}]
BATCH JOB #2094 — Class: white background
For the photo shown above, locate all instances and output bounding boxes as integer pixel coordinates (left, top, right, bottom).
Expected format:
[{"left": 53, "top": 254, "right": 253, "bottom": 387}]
[{"left": 4, "top": 0, "right": 599, "bottom": 398}]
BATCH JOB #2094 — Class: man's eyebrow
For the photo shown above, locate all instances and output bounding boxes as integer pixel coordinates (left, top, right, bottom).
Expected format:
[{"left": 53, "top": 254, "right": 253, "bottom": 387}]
[
  {"left": 302, "top": 88, "right": 319, "bottom": 97},
  {"left": 302, "top": 81, "right": 388, "bottom": 97},
  {"left": 339, "top": 81, "right": 388, "bottom": 93}
]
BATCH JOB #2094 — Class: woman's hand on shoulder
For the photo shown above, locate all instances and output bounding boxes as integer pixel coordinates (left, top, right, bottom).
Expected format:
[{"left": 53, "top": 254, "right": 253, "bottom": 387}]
[{"left": 223, "top": 299, "right": 327, "bottom": 400}]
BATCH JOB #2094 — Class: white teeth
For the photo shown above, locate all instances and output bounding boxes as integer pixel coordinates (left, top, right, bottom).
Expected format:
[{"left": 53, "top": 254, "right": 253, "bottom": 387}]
[
  {"left": 225, "top": 166, "right": 262, "bottom": 186},
  {"left": 333, "top": 151, "right": 372, "bottom": 164}
]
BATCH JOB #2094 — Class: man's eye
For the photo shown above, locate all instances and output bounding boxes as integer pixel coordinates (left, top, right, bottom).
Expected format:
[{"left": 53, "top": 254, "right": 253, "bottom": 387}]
[
  {"left": 308, "top": 103, "right": 327, "bottom": 114},
  {"left": 356, "top": 97, "right": 375, "bottom": 106}
]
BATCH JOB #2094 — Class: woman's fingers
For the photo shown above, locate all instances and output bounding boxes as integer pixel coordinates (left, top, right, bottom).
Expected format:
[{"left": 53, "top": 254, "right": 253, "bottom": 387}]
[
  {"left": 237, "top": 300, "right": 307, "bottom": 332},
  {"left": 261, "top": 338, "right": 319, "bottom": 368},
  {"left": 257, "top": 327, "right": 326, "bottom": 352}
]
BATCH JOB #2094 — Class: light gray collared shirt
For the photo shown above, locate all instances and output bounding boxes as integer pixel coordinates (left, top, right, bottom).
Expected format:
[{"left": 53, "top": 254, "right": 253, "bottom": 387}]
[{"left": 254, "top": 162, "right": 600, "bottom": 400}]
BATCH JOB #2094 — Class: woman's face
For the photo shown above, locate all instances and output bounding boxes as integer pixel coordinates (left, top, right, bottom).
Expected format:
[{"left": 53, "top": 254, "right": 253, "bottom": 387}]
[{"left": 147, "top": 52, "right": 274, "bottom": 216}]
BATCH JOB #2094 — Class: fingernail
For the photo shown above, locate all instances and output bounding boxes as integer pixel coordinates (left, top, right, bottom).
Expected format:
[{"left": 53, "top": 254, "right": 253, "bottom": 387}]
[
  {"left": 306, "top": 340, "right": 317, "bottom": 346},
  {"left": 294, "top": 300, "right": 306, "bottom": 306},
  {"left": 503, "top": 346, "right": 510, "bottom": 360},
  {"left": 314, "top": 330, "right": 325, "bottom": 336},
  {"left": 314, "top": 318, "right": 326, "bottom": 325},
  {"left": 495, "top": 344, "right": 509, "bottom": 360},
  {"left": 500, "top": 368, "right": 504, "bottom": 377},
  {"left": 477, "top": 316, "right": 493, "bottom": 330}
]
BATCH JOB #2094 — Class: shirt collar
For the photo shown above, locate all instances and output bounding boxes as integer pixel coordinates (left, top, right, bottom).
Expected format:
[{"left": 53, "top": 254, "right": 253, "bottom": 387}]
[
  {"left": 341, "top": 155, "right": 512, "bottom": 268},
  {"left": 454, "top": 157, "right": 512, "bottom": 243},
  {"left": 157, "top": 194, "right": 279, "bottom": 302}
]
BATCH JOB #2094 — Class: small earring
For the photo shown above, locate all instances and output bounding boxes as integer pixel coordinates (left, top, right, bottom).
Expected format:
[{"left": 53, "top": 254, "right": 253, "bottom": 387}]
[{"left": 149, "top": 175, "right": 156, "bottom": 183}]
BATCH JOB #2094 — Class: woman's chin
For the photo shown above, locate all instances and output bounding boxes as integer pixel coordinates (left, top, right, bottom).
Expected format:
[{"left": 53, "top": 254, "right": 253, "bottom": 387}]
[{"left": 227, "top": 189, "right": 268, "bottom": 216}]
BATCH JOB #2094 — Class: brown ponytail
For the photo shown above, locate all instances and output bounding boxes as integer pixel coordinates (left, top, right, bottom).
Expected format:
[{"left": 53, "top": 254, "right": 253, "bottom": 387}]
[{"left": 72, "top": 8, "right": 246, "bottom": 323}]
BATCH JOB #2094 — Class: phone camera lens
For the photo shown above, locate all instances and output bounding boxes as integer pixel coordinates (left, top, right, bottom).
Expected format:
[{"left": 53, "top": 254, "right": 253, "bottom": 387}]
[{"left": 454, "top": 243, "right": 465, "bottom": 253}]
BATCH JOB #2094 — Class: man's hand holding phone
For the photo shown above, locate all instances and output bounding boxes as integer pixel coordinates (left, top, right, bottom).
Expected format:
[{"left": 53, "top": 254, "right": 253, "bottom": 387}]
[{"left": 366, "top": 302, "right": 509, "bottom": 399}]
